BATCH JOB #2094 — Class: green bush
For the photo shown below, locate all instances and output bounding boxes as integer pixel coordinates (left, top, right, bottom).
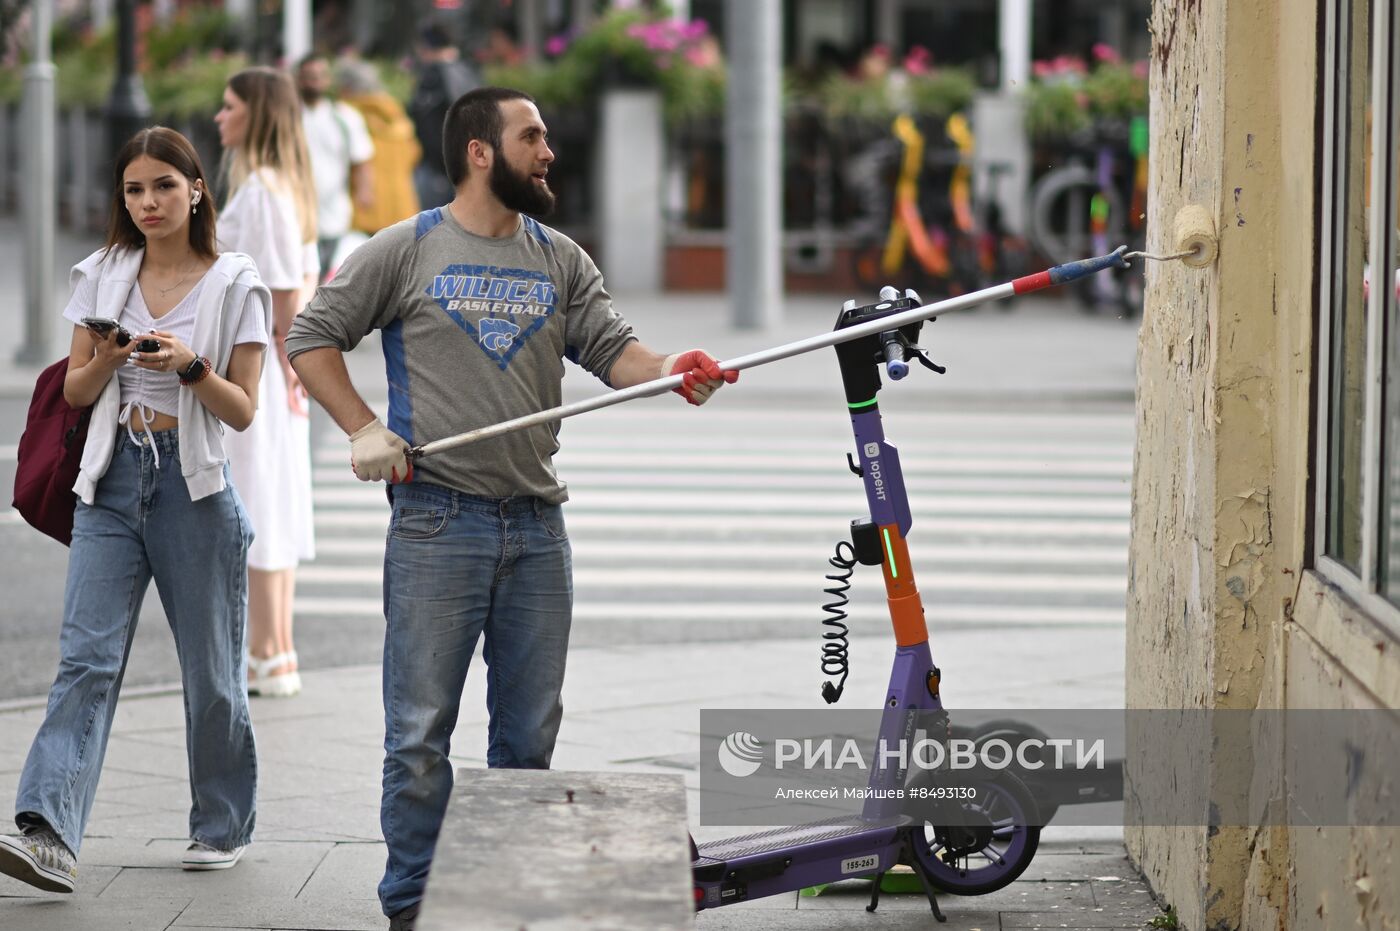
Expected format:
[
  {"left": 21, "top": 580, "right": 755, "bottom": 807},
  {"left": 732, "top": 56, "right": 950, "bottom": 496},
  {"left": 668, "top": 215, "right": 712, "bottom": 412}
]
[
  {"left": 55, "top": 47, "right": 114, "bottom": 110},
  {"left": 370, "top": 58, "right": 416, "bottom": 106},
  {"left": 817, "top": 67, "right": 974, "bottom": 123},
  {"left": 146, "top": 53, "right": 249, "bottom": 121},
  {"left": 1022, "top": 55, "right": 1146, "bottom": 141},
  {"left": 0, "top": 67, "right": 21, "bottom": 106},
  {"left": 144, "top": 8, "right": 240, "bottom": 71},
  {"left": 490, "top": 8, "right": 727, "bottom": 124},
  {"left": 1023, "top": 80, "right": 1091, "bottom": 140}
]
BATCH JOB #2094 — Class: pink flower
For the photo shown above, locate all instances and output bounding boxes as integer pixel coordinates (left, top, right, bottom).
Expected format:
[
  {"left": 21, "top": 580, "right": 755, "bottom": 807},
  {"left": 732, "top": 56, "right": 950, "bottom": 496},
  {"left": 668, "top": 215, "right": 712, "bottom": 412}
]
[
  {"left": 1092, "top": 42, "right": 1120, "bottom": 63},
  {"left": 904, "top": 44, "right": 931, "bottom": 75},
  {"left": 1132, "top": 59, "right": 1149, "bottom": 79},
  {"left": 545, "top": 34, "right": 569, "bottom": 56},
  {"left": 1033, "top": 60, "right": 1053, "bottom": 78}
]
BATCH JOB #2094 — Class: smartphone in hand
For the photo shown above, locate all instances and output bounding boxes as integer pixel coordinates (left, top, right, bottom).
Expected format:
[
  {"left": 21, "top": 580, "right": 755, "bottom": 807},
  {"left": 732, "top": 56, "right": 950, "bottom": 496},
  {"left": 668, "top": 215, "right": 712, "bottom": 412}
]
[
  {"left": 135, "top": 338, "right": 161, "bottom": 354},
  {"left": 80, "top": 317, "right": 132, "bottom": 346}
]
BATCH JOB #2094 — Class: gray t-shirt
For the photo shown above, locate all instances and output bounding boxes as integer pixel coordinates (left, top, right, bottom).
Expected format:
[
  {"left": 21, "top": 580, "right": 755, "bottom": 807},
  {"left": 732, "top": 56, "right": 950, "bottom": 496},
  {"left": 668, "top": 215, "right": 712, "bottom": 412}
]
[{"left": 286, "top": 207, "right": 636, "bottom": 503}]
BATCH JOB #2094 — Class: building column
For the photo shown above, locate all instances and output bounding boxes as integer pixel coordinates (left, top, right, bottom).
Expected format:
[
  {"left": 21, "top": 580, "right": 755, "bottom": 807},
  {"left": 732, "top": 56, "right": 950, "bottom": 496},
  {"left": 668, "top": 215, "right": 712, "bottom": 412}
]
[
  {"left": 1126, "top": 1, "right": 1319, "bottom": 928},
  {"left": 999, "top": 0, "right": 1032, "bottom": 92},
  {"left": 18, "top": 0, "right": 55, "bottom": 365},
  {"left": 283, "top": 0, "right": 312, "bottom": 62},
  {"left": 724, "top": 0, "right": 782, "bottom": 329}
]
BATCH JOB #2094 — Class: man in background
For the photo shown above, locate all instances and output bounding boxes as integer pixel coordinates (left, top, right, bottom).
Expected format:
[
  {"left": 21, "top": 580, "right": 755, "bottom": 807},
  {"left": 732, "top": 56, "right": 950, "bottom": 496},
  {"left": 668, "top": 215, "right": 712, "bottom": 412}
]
[
  {"left": 298, "top": 53, "right": 375, "bottom": 281},
  {"left": 408, "top": 24, "right": 479, "bottom": 209}
]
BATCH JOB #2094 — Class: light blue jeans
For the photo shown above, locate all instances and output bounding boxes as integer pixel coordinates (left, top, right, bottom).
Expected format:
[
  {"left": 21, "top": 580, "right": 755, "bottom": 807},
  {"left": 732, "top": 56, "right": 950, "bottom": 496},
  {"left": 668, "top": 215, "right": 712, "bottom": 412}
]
[
  {"left": 15, "top": 429, "right": 257, "bottom": 856},
  {"left": 377, "top": 482, "right": 573, "bottom": 917}
]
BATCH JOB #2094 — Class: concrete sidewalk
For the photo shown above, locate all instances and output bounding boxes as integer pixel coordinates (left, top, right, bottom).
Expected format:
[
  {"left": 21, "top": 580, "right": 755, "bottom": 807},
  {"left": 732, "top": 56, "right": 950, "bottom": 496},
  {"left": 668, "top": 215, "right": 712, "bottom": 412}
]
[{"left": 0, "top": 631, "right": 1163, "bottom": 930}]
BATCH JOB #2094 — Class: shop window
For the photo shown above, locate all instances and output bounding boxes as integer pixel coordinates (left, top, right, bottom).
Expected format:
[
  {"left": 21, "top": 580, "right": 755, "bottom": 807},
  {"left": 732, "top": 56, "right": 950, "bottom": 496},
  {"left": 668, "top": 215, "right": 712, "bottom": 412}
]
[{"left": 1318, "top": 0, "right": 1400, "bottom": 613}]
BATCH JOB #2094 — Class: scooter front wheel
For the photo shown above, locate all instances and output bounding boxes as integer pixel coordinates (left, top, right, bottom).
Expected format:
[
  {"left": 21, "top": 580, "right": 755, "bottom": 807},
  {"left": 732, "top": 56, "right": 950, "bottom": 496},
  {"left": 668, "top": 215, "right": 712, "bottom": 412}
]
[{"left": 905, "top": 769, "right": 1041, "bottom": 895}]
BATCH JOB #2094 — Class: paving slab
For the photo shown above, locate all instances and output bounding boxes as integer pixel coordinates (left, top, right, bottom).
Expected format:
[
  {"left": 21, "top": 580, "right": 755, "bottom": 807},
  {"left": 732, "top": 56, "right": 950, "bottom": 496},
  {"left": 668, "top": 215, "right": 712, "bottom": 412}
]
[
  {"left": 0, "top": 895, "right": 192, "bottom": 930},
  {"left": 171, "top": 896, "right": 384, "bottom": 930},
  {"left": 98, "top": 840, "right": 333, "bottom": 901},
  {"left": 295, "top": 842, "right": 385, "bottom": 902}
]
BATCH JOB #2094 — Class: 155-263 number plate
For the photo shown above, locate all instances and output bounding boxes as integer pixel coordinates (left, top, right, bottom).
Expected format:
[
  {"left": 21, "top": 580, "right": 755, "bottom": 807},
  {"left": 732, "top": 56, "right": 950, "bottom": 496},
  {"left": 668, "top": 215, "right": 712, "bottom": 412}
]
[{"left": 841, "top": 854, "right": 880, "bottom": 875}]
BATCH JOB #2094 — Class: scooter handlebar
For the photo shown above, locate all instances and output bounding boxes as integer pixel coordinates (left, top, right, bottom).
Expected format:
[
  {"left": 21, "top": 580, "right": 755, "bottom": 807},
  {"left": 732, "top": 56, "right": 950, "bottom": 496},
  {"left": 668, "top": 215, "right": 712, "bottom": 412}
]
[{"left": 882, "top": 332, "right": 909, "bottom": 380}]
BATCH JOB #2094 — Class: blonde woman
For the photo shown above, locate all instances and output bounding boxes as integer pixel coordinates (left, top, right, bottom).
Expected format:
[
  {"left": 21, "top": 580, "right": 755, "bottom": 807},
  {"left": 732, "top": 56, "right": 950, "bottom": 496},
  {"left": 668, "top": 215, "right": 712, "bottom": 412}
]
[{"left": 215, "top": 67, "right": 318, "bottom": 697}]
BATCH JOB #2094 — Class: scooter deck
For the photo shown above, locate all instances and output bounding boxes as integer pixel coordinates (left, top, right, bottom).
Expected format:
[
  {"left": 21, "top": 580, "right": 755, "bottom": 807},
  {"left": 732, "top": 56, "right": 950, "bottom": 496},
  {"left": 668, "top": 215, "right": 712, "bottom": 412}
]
[
  {"left": 696, "top": 814, "right": 909, "bottom": 861},
  {"left": 692, "top": 814, "right": 912, "bottom": 909}
]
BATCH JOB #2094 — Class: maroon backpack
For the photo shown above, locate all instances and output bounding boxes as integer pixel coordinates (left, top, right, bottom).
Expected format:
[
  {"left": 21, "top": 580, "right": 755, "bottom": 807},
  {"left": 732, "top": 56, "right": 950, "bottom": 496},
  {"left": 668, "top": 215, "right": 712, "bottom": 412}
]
[{"left": 12, "top": 357, "right": 91, "bottom": 546}]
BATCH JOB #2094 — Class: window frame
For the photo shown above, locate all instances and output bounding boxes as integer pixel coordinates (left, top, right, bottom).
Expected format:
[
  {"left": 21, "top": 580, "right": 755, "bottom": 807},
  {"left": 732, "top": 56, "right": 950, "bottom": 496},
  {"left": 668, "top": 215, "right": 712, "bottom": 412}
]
[{"left": 1314, "top": 0, "right": 1400, "bottom": 624}]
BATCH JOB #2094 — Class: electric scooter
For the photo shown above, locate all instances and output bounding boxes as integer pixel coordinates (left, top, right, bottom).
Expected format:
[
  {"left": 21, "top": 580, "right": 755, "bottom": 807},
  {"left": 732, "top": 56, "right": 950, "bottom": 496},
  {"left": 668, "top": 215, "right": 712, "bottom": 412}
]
[{"left": 688, "top": 287, "right": 1041, "bottom": 921}]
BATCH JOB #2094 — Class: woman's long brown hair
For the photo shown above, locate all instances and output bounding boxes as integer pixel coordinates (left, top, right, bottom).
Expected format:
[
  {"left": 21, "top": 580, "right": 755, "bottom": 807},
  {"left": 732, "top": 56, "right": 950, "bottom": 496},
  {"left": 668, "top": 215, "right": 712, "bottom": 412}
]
[{"left": 104, "top": 127, "right": 218, "bottom": 258}]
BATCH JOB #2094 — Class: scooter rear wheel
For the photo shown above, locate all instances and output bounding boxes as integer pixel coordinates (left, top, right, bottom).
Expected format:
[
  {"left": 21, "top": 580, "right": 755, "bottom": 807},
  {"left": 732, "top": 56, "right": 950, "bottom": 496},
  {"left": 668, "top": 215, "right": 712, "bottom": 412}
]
[{"left": 905, "top": 769, "right": 1041, "bottom": 895}]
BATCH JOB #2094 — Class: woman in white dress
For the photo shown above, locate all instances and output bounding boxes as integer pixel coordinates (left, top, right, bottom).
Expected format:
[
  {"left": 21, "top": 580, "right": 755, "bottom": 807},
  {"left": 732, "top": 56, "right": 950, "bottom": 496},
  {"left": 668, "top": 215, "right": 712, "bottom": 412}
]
[{"left": 214, "top": 67, "right": 319, "bottom": 697}]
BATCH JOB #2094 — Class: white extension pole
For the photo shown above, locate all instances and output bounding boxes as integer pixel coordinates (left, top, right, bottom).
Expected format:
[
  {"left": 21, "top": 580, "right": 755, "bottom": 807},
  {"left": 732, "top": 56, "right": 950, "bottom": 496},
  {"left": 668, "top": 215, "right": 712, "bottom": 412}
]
[{"left": 411, "top": 282, "right": 1016, "bottom": 459}]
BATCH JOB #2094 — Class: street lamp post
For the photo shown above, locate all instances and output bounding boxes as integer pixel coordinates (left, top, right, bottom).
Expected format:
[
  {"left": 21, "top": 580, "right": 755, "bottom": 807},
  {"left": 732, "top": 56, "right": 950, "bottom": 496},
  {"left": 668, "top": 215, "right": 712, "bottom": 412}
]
[
  {"left": 17, "top": 0, "right": 57, "bottom": 365},
  {"left": 725, "top": 0, "right": 783, "bottom": 329},
  {"left": 107, "top": 0, "right": 151, "bottom": 162}
]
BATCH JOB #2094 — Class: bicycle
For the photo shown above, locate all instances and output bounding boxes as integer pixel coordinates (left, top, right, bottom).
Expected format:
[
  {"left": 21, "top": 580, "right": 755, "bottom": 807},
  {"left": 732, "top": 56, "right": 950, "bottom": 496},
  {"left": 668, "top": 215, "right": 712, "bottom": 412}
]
[
  {"left": 1027, "top": 117, "right": 1149, "bottom": 315},
  {"left": 850, "top": 114, "right": 1031, "bottom": 299}
]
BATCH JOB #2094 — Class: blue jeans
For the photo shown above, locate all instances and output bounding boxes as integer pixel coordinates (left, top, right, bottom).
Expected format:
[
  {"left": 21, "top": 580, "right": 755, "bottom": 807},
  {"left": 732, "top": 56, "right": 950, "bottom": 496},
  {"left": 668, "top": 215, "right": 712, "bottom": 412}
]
[
  {"left": 378, "top": 483, "right": 573, "bottom": 916},
  {"left": 15, "top": 429, "right": 257, "bottom": 856}
]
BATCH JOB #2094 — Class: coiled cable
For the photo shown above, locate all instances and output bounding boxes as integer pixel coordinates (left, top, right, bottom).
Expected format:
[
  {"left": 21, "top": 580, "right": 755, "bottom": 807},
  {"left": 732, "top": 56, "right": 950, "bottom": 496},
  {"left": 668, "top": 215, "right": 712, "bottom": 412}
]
[{"left": 820, "top": 540, "right": 857, "bottom": 703}]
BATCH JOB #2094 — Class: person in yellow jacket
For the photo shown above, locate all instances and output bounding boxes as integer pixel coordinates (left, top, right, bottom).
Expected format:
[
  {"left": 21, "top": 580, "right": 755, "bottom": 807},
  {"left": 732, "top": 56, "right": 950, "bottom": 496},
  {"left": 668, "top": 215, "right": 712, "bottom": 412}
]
[{"left": 336, "top": 60, "right": 422, "bottom": 235}]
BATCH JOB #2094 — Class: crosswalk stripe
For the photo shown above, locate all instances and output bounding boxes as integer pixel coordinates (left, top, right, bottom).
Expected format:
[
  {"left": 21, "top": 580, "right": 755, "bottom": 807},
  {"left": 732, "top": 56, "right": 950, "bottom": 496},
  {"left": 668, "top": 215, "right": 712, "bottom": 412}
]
[
  {"left": 316, "top": 441, "right": 1134, "bottom": 467},
  {"left": 292, "top": 596, "right": 1124, "bottom": 626},
  {"left": 310, "top": 486, "right": 1130, "bottom": 517},
  {"left": 310, "top": 537, "right": 1128, "bottom": 566},
  {"left": 313, "top": 468, "right": 1128, "bottom": 495},
  {"left": 296, "top": 400, "right": 1135, "bottom": 639},
  {"left": 311, "top": 510, "right": 1131, "bottom": 538},
  {"left": 295, "top": 563, "right": 1126, "bottom": 594}
]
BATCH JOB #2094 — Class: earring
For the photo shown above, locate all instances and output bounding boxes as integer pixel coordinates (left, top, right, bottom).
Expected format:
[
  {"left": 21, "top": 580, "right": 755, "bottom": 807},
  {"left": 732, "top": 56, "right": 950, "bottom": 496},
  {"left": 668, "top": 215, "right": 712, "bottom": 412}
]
[{"left": 191, "top": 191, "right": 201, "bottom": 214}]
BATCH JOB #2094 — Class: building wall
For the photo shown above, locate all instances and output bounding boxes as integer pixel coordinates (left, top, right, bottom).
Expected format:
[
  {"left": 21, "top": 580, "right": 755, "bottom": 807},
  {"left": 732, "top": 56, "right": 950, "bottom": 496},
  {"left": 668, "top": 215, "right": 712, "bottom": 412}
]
[{"left": 1123, "top": 0, "right": 1374, "bottom": 928}]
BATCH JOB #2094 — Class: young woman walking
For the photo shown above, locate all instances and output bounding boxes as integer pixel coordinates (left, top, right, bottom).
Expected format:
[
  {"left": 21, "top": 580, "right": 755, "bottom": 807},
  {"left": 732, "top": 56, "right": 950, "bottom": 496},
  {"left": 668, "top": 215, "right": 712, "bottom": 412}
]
[{"left": 0, "top": 127, "right": 271, "bottom": 891}]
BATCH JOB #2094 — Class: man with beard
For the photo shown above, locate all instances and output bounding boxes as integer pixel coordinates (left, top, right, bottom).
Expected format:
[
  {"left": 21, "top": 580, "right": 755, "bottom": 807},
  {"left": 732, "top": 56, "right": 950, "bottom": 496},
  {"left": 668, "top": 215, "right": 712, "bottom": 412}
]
[
  {"left": 285, "top": 87, "right": 737, "bottom": 931},
  {"left": 297, "top": 53, "right": 375, "bottom": 281}
]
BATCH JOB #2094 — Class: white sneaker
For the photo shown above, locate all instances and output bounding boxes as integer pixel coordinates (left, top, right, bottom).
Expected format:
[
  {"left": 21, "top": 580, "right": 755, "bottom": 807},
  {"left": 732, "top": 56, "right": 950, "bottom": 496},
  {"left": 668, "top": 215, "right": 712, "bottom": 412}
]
[
  {"left": 181, "top": 841, "right": 247, "bottom": 871},
  {"left": 248, "top": 651, "right": 301, "bottom": 698},
  {"left": 0, "top": 829, "right": 77, "bottom": 893}
]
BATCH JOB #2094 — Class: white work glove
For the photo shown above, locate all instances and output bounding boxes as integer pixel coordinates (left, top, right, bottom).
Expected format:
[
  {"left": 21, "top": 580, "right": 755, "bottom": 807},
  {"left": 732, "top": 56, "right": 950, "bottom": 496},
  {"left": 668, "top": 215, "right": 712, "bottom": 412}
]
[
  {"left": 660, "top": 350, "right": 739, "bottom": 406},
  {"left": 349, "top": 418, "right": 413, "bottom": 483}
]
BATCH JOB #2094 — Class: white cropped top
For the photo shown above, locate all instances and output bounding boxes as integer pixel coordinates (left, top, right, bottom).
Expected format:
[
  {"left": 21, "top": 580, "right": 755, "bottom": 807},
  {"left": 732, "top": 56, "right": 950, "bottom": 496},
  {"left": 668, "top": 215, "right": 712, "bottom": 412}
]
[{"left": 63, "top": 267, "right": 268, "bottom": 467}]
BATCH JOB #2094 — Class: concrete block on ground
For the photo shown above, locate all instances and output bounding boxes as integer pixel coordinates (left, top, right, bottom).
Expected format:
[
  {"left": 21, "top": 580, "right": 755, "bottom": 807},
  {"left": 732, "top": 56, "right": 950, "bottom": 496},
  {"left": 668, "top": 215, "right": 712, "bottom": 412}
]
[{"left": 418, "top": 769, "right": 693, "bottom": 930}]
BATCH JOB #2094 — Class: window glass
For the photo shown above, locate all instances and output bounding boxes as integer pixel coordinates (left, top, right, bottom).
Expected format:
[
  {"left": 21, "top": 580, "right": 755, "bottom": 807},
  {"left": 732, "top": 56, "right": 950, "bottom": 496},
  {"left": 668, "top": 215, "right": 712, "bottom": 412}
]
[
  {"left": 1325, "top": 0, "right": 1373, "bottom": 571},
  {"left": 1384, "top": 61, "right": 1400, "bottom": 605}
]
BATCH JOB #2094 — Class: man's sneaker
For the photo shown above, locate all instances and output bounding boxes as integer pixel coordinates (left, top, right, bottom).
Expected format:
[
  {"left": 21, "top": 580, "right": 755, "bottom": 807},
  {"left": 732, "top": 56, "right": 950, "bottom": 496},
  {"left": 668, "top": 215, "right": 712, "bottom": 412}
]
[
  {"left": 0, "top": 829, "right": 77, "bottom": 893},
  {"left": 181, "top": 841, "right": 247, "bottom": 871},
  {"left": 388, "top": 903, "right": 420, "bottom": 931}
]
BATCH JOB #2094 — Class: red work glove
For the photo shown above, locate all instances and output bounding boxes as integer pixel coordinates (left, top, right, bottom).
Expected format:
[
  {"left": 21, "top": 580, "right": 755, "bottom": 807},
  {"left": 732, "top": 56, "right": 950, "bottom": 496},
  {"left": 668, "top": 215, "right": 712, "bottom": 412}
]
[{"left": 661, "top": 350, "right": 739, "bottom": 406}]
